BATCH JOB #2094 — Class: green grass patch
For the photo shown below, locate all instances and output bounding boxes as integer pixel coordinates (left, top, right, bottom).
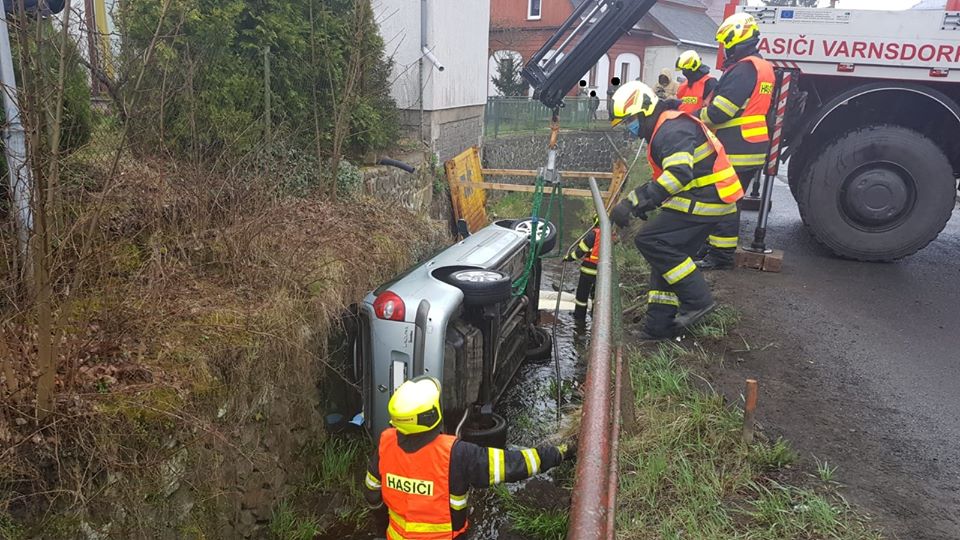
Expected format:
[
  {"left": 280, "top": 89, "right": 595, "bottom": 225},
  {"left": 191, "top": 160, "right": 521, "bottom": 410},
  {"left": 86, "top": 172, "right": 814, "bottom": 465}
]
[
  {"left": 616, "top": 344, "right": 880, "bottom": 540},
  {"left": 269, "top": 501, "right": 322, "bottom": 540},
  {"left": 493, "top": 485, "right": 569, "bottom": 540},
  {"left": 691, "top": 304, "right": 742, "bottom": 339}
]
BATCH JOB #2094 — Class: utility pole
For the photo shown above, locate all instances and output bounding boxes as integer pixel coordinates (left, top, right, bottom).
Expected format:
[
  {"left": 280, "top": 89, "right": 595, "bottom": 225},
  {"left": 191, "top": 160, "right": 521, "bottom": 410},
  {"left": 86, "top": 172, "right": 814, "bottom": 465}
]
[{"left": 0, "top": 7, "right": 33, "bottom": 264}]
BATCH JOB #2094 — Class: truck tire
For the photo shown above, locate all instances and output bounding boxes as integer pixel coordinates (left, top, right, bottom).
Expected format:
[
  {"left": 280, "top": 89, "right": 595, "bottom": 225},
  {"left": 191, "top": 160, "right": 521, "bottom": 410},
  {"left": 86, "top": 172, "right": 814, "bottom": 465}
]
[
  {"left": 460, "top": 412, "right": 508, "bottom": 449},
  {"left": 512, "top": 218, "right": 558, "bottom": 254},
  {"left": 442, "top": 269, "right": 513, "bottom": 306},
  {"left": 797, "top": 125, "right": 955, "bottom": 261}
]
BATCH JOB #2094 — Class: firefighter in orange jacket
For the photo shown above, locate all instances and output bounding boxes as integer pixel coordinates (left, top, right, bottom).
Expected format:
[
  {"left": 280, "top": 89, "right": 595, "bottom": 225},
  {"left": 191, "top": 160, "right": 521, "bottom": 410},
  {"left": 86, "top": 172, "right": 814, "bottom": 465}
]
[
  {"left": 676, "top": 50, "right": 717, "bottom": 115},
  {"left": 609, "top": 81, "right": 743, "bottom": 338},
  {"left": 363, "top": 376, "right": 574, "bottom": 539},
  {"left": 694, "top": 13, "right": 776, "bottom": 270},
  {"left": 564, "top": 216, "right": 601, "bottom": 322}
]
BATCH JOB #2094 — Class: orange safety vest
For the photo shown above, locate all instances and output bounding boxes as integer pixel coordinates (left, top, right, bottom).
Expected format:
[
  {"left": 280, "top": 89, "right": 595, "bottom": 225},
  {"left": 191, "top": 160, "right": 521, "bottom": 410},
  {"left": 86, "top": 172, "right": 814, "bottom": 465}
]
[
  {"left": 587, "top": 227, "right": 600, "bottom": 265},
  {"left": 716, "top": 56, "right": 775, "bottom": 146},
  {"left": 677, "top": 75, "right": 714, "bottom": 114},
  {"left": 648, "top": 110, "right": 744, "bottom": 204},
  {"left": 379, "top": 428, "right": 468, "bottom": 540}
]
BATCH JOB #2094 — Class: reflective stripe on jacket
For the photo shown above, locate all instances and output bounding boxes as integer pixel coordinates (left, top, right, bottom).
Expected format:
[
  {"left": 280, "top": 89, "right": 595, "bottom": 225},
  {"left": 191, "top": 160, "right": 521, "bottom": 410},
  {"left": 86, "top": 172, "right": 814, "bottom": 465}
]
[
  {"left": 379, "top": 428, "right": 469, "bottom": 539},
  {"left": 700, "top": 55, "right": 775, "bottom": 169},
  {"left": 648, "top": 110, "right": 744, "bottom": 213}
]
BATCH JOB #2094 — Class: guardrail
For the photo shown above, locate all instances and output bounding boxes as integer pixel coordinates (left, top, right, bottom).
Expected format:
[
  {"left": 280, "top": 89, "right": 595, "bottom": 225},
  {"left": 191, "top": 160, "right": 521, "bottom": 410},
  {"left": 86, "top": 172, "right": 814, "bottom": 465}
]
[{"left": 567, "top": 178, "right": 629, "bottom": 539}]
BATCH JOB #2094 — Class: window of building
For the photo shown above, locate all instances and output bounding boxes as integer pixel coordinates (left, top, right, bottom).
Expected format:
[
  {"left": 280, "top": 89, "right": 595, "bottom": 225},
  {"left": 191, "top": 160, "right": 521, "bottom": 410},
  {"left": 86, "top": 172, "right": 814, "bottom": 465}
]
[
  {"left": 620, "top": 63, "right": 630, "bottom": 83},
  {"left": 589, "top": 64, "right": 598, "bottom": 87},
  {"left": 528, "top": 0, "right": 542, "bottom": 20}
]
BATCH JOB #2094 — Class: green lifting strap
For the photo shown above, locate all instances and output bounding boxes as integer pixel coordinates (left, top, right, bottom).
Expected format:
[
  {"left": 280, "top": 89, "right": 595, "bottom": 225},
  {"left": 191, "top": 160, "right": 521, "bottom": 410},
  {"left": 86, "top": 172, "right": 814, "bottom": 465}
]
[{"left": 512, "top": 174, "right": 564, "bottom": 296}]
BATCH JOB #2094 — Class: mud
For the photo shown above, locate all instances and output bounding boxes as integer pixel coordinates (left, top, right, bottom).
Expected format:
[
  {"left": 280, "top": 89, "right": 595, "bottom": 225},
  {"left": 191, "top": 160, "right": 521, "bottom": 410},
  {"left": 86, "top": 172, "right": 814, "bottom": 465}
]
[{"left": 701, "top": 180, "right": 960, "bottom": 540}]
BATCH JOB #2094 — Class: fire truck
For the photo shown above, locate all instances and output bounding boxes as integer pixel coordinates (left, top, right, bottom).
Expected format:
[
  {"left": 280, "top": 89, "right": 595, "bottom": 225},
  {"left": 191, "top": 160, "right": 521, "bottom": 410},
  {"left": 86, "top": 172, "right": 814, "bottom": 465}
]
[
  {"left": 740, "top": 1, "right": 960, "bottom": 261},
  {"left": 524, "top": 0, "right": 960, "bottom": 261}
]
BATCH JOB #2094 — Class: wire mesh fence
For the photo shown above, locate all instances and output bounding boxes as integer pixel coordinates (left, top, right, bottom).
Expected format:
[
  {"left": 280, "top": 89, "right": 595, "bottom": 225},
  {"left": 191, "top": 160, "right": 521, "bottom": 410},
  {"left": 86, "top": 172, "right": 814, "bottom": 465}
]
[{"left": 484, "top": 96, "right": 610, "bottom": 139}]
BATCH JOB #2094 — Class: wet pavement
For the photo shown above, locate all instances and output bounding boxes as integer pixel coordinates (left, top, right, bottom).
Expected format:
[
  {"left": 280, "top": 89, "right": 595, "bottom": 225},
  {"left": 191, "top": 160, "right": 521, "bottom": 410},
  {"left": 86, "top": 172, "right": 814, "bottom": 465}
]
[{"left": 720, "top": 178, "right": 960, "bottom": 539}]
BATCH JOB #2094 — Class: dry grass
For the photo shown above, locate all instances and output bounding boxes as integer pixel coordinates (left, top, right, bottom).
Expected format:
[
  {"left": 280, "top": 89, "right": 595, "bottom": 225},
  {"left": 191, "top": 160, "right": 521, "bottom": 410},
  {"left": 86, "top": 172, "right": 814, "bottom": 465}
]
[{"left": 0, "top": 127, "right": 446, "bottom": 536}]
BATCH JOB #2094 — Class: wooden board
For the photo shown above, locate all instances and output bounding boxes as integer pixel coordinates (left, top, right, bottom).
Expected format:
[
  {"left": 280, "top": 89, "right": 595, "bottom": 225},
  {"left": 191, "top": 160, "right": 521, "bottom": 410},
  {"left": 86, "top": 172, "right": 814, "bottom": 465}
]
[
  {"left": 482, "top": 168, "right": 615, "bottom": 179},
  {"left": 444, "top": 147, "right": 488, "bottom": 233}
]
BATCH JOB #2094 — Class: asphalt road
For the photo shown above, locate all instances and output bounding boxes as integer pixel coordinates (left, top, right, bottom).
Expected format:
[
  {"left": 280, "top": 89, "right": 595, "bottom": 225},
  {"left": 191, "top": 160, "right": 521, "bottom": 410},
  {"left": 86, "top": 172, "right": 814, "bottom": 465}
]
[{"left": 720, "top": 179, "right": 960, "bottom": 539}]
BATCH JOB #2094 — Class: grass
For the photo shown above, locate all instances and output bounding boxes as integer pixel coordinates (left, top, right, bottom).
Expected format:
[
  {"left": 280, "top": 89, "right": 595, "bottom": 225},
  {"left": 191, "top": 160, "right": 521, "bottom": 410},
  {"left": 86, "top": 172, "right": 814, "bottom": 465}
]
[
  {"left": 815, "top": 456, "right": 839, "bottom": 484},
  {"left": 269, "top": 501, "right": 322, "bottom": 540},
  {"left": 615, "top": 344, "right": 881, "bottom": 540},
  {"left": 493, "top": 485, "right": 569, "bottom": 540},
  {"left": 691, "top": 304, "right": 742, "bottom": 339}
]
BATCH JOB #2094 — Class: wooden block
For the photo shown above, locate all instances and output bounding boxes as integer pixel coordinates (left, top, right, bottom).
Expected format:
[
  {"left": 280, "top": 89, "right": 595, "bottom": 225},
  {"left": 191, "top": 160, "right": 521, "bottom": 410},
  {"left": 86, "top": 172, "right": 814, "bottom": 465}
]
[
  {"left": 761, "top": 249, "right": 784, "bottom": 273},
  {"left": 735, "top": 248, "right": 764, "bottom": 269}
]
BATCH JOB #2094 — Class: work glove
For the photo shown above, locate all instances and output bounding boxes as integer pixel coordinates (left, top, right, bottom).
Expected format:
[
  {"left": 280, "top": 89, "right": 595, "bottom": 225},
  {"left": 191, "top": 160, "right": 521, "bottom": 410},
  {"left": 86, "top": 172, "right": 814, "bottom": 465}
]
[
  {"left": 610, "top": 200, "right": 633, "bottom": 228},
  {"left": 557, "top": 440, "right": 578, "bottom": 462},
  {"left": 563, "top": 248, "right": 577, "bottom": 262}
]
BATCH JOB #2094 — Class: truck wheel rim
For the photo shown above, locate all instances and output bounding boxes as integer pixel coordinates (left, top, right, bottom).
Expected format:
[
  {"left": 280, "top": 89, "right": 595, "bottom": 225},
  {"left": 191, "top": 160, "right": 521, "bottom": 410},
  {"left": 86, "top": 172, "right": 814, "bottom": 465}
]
[
  {"left": 838, "top": 161, "right": 915, "bottom": 231},
  {"left": 455, "top": 270, "right": 503, "bottom": 283},
  {"left": 515, "top": 219, "right": 551, "bottom": 240}
]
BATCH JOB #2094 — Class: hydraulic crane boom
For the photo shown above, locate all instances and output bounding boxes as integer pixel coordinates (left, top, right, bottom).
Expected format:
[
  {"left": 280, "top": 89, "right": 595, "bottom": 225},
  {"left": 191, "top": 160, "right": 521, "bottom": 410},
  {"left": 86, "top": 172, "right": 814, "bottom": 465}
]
[{"left": 522, "top": 0, "right": 657, "bottom": 109}]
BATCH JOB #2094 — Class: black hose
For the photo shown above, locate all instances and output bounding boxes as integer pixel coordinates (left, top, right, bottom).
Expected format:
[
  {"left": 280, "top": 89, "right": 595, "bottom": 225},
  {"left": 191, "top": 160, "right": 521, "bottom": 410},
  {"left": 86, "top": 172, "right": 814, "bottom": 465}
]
[{"left": 377, "top": 158, "right": 416, "bottom": 173}]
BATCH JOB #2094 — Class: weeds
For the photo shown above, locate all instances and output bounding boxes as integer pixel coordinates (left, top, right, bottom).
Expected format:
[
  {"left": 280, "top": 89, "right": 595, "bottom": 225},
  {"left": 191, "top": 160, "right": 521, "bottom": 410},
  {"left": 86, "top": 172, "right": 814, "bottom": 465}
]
[
  {"left": 616, "top": 345, "right": 880, "bottom": 539},
  {"left": 691, "top": 305, "right": 741, "bottom": 339},
  {"left": 269, "top": 501, "right": 322, "bottom": 540},
  {"left": 814, "top": 456, "right": 839, "bottom": 484},
  {"left": 493, "top": 485, "right": 569, "bottom": 540}
]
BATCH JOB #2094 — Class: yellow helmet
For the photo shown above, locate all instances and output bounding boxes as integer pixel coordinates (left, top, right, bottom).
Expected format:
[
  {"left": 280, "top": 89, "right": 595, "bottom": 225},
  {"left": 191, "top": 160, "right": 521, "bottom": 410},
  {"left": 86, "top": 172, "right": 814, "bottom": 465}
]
[
  {"left": 388, "top": 376, "right": 443, "bottom": 435},
  {"left": 676, "top": 50, "right": 702, "bottom": 71},
  {"left": 610, "top": 81, "right": 658, "bottom": 127},
  {"left": 716, "top": 13, "right": 759, "bottom": 50}
]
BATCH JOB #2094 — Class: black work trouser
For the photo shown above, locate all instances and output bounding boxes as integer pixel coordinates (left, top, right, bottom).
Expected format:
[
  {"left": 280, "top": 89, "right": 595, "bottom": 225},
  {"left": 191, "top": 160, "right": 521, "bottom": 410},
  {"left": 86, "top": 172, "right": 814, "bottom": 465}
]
[
  {"left": 634, "top": 210, "right": 716, "bottom": 336},
  {"left": 702, "top": 166, "right": 761, "bottom": 264},
  {"left": 573, "top": 270, "right": 596, "bottom": 320}
]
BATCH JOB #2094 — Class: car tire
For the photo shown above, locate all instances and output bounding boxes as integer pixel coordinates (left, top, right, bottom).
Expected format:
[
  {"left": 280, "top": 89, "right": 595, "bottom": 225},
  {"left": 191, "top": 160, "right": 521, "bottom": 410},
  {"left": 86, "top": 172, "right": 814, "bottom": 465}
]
[
  {"left": 442, "top": 269, "right": 513, "bottom": 306},
  {"left": 512, "top": 218, "right": 558, "bottom": 254},
  {"left": 525, "top": 326, "right": 552, "bottom": 362},
  {"left": 798, "top": 124, "right": 955, "bottom": 261},
  {"left": 460, "top": 412, "right": 508, "bottom": 449}
]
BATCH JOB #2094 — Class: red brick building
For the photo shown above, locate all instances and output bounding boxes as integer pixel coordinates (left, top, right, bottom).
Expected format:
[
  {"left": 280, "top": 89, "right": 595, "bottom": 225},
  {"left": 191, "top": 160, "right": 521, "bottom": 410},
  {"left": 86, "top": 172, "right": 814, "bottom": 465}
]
[{"left": 488, "top": 0, "right": 723, "bottom": 104}]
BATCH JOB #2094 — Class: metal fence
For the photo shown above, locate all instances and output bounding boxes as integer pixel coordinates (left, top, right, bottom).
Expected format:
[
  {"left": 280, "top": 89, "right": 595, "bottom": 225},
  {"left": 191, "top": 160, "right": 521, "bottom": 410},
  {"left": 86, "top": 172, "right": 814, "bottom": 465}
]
[
  {"left": 484, "top": 96, "right": 608, "bottom": 139},
  {"left": 566, "top": 178, "right": 631, "bottom": 540}
]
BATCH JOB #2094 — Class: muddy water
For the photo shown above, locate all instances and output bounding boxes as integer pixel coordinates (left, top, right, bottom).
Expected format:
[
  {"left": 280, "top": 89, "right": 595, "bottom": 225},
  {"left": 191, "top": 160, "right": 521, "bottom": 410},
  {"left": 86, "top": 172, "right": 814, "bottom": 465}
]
[{"left": 465, "top": 199, "right": 593, "bottom": 539}]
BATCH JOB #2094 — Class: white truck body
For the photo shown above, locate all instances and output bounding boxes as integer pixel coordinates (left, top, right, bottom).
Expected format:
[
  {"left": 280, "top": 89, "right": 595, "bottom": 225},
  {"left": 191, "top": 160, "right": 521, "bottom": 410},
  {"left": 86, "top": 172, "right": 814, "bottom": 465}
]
[{"left": 742, "top": 6, "right": 960, "bottom": 83}]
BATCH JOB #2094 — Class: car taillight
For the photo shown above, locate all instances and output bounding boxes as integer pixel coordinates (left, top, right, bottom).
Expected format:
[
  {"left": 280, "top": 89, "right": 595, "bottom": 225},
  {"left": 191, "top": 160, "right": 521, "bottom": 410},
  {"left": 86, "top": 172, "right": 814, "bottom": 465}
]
[{"left": 373, "top": 291, "right": 406, "bottom": 321}]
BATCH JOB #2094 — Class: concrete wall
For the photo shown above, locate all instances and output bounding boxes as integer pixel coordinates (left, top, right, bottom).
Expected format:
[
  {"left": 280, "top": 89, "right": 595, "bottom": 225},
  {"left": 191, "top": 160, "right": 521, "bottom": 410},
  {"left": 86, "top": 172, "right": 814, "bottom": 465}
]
[{"left": 361, "top": 151, "right": 434, "bottom": 213}]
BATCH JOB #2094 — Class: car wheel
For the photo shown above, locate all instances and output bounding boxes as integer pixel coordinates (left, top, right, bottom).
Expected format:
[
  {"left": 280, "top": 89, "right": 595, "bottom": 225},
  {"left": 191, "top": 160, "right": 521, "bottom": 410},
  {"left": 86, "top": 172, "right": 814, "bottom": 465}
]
[
  {"left": 460, "top": 412, "right": 508, "bottom": 449},
  {"left": 798, "top": 124, "right": 955, "bottom": 261},
  {"left": 512, "top": 218, "right": 558, "bottom": 254},
  {"left": 442, "top": 269, "right": 513, "bottom": 306},
  {"left": 525, "top": 326, "right": 552, "bottom": 362}
]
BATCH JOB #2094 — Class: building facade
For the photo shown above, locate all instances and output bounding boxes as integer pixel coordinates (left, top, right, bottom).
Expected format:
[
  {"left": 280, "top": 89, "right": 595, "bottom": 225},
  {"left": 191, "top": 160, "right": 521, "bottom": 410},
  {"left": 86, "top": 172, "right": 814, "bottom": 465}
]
[
  {"left": 375, "top": 0, "right": 491, "bottom": 161},
  {"left": 489, "top": 0, "right": 721, "bottom": 108}
]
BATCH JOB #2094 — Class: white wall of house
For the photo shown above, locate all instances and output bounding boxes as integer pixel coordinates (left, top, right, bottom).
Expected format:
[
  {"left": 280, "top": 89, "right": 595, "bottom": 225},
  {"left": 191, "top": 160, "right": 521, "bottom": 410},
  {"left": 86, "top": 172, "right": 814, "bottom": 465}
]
[
  {"left": 376, "top": 0, "right": 490, "bottom": 112},
  {"left": 642, "top": 45, "right": 719, "bottom": 89},
  {"left": 613, "top": 52, "right": 642, "bottom": 84}
]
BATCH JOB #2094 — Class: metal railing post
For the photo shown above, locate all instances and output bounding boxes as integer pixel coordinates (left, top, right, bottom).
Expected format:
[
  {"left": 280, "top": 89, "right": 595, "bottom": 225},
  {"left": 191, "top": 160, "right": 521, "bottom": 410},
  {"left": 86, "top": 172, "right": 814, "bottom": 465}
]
[{"left": 568, "top": 178, "right": 618, "bottom": 539}]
